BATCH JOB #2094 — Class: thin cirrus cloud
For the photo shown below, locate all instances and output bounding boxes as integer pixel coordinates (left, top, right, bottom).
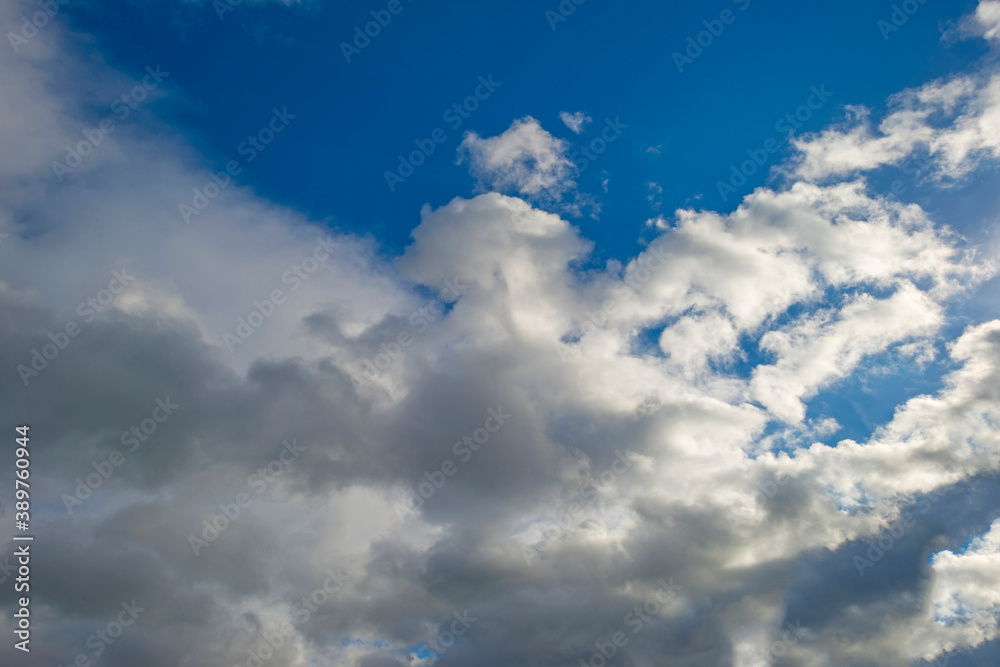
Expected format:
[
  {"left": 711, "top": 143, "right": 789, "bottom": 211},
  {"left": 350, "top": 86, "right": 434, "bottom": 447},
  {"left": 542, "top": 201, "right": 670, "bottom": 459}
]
[{"left": 0, "top": 1, "right": 999, "bottom": 666}]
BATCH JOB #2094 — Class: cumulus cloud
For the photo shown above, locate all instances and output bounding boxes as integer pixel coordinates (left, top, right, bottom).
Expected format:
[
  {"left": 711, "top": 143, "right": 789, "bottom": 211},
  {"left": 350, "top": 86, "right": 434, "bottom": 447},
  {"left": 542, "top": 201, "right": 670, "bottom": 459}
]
[
  {"left": 930, "top": 518, "right": 1000, "bottom": 632},
  {"left": 789, "top": 72, "right": 1000, "bottom": 182},
  {"left": 750, "top": 285, "right": 943, "bottom": 423},
  {"left": 1, "top": 1, "right": 1000, "bottom": 666},
  {"left": 971, "top": 0, "right": 1000, "bottom": 41},
  {"left": 788, "top": 5, "right": 1000, "bottom": 183},
  {"left": 458, "top": 116, "right": 576, "bottom": 199}
]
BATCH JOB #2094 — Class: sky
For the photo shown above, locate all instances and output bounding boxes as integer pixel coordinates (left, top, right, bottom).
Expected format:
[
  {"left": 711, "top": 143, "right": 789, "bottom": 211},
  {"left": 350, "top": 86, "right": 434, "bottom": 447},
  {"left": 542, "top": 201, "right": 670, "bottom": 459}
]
[{"left": 1, "top": 0, "right": 1000, "bottom": 665}]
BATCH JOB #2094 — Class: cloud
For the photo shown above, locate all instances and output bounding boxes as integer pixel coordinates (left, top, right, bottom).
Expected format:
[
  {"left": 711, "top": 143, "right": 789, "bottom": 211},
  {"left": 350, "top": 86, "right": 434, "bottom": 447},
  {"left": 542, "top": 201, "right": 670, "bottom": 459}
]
[
  {"left": 750, "top": 285, "right": 943, "bottom": 424},
  {"left": 458, "top": 116, "right": 576, "bottom": 199},
  {"left": 787, "top": 0, "right": 1000, "bottom": 184},
  {"left": 930, "top": 518, "right": 1000, "bottom": 632},
  {"left": 1, "top": 1, "right": 1000, "bottom": 666},
  {"left": 970, "top": 0, "right": 1000, "bottom": 41},
  {"left": 789, "top": 72, "right": 1000, "bottom": 182},
  {"left": 558, "top": 110, "right": 591, "bottom": 134}
]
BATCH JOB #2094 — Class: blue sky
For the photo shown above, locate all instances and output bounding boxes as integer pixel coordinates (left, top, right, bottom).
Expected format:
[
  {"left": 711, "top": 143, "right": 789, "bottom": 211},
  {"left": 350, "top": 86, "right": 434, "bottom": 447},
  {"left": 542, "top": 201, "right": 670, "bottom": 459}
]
[
  {"left": 3, "top": 0, "right": 1000, "bottom": 665},
  {"left": 64, "top": 0, "right": 989, "bottom": 258}
]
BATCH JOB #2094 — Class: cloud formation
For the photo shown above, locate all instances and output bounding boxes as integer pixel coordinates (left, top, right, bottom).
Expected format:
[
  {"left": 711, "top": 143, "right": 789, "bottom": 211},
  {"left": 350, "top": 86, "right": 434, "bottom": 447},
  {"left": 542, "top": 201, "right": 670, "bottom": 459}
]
[
  {"left": 458, "top": 116, "right": 577, "bottom": 199},
  {"left": 559, "top": 110, "right": 592, "bottom": 134},
  {"left": 1, "top": 1, "right": 999, "bottom": 666}
]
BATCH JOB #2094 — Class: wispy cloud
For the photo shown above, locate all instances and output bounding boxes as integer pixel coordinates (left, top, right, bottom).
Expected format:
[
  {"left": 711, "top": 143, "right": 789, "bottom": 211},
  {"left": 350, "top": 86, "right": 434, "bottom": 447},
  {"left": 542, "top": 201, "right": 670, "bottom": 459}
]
[{"left": 558, "top": 110, "right": 591, "bottom": 134}]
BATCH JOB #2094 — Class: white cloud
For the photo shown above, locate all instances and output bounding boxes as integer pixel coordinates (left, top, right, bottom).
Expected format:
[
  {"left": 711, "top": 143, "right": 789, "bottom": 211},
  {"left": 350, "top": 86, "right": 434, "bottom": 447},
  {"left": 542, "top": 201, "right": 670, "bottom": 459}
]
[
  {"left": 2, "top": 1, "right": 1000, "bottom": 666},
  {"left": 931, "top": 519, "right": 1000, "bottom": 624},
  {"left": 558, "top": 110, "right": 591, "bottom": 134},
  {"left": 458, "top": 116, "right": 576, "bottom": 198},
  {"left": 790, "top": 71, "right": 1000, "bottom": 182},
  {"left": 974, "top": 0, "right": 1000, "bottom": 41}
]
